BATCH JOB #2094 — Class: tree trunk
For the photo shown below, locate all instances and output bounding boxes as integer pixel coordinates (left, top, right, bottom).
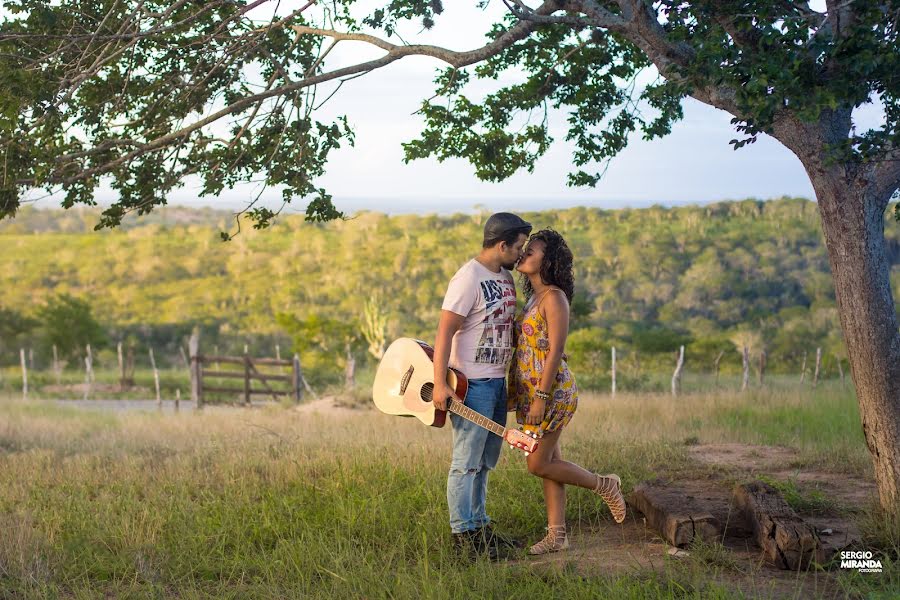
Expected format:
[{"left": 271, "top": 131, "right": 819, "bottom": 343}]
[
  {"left": 799, "top": 351, "right": 807, "bottom": 383},
  {"left": 345, "top": 343, "right": 356, "bottom": 389},
  {"left": 713, "top": 350, "right": 724, "bottom": 385},
  {"left": 758, "top": 350, "right": 766, "bottom": 386},
  {"left": 811, "top": 175, "right": 900, "bottom": 513}
]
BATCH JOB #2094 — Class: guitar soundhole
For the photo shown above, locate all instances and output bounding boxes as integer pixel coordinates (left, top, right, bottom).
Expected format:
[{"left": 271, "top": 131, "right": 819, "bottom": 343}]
[{"left": 420, "top": 382, "right": 434, "bottom": 403}]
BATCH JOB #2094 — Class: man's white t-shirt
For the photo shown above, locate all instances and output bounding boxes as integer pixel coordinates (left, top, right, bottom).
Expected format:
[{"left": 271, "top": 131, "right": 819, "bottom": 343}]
[{"left": 441, "top": 259, "right": 517, "bottom": 379}]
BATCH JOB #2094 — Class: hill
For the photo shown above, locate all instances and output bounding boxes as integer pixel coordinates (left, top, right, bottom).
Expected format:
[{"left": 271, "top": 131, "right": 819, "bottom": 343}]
[{"left": 4, "top": 198, "right": 899, "bottom": 384}]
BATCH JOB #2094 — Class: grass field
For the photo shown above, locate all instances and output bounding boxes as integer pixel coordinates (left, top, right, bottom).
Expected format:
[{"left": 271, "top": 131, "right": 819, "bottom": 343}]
[{"left": 0, "top": 383, "right": 897, "bottom": 598}]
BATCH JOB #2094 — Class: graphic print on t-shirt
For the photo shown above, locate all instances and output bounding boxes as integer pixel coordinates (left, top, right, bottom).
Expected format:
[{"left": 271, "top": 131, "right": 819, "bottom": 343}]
[{"left": 474, "top": 278, "right": 517, "bottom": 365}]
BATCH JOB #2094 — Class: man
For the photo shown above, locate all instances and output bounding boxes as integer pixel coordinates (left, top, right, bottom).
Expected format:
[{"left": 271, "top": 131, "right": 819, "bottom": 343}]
[{"left": 433, "top": 212, "right": 532, "bottom": 559}]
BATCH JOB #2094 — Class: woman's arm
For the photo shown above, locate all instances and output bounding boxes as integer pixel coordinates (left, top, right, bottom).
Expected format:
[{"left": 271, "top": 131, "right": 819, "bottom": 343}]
[
  {"left": 539, "top": 290, "right": 570, "bottom": 394},
  {"left": 525, "top": 290, "right": 570, "bottom": 425}
]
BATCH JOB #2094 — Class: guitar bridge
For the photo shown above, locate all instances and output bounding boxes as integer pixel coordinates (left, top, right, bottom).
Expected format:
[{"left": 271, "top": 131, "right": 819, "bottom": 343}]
[{"left": 399, "top": 365, "right": 414, "bottom": 394}]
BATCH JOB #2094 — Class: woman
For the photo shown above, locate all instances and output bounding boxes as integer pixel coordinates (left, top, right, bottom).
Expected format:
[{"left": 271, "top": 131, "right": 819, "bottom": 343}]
[{"left": 509, "top": 229, "right": 626, "bottom": 555}]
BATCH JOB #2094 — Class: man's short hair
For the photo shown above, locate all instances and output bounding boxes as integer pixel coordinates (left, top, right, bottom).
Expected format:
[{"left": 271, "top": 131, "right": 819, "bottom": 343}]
[{"left": 482, "top": 212, "right": 532, "bottom": 248}]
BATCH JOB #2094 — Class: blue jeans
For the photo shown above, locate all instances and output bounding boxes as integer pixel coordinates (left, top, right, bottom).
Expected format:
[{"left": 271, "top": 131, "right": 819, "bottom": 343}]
[{"left": 447, "top": 377, "right": 507, "bottom": 534}]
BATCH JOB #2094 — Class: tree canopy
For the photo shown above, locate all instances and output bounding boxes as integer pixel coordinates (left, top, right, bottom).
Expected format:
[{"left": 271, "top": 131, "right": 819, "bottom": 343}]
[{"left": 2, "top": 1, "right": 899, "bottom": 227}]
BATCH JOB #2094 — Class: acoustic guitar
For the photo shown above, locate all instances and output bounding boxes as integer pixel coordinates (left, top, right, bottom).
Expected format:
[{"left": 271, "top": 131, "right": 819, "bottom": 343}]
[{"left": 372, "top": 338, "right": 539, "bottom": 455}]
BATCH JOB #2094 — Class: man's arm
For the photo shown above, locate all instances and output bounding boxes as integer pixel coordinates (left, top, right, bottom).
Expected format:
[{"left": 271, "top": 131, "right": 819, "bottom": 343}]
[{"left": 433, "top": 310, "right": 465, "bottom": 411}]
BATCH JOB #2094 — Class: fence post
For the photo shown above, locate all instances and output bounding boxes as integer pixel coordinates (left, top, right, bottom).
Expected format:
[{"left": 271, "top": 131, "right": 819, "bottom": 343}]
[
  {"left": 149, "top": 348, "right": 162, "bottom": 408},
  {"left": 117, "top": 341, "right": 124, "bottom": 387},
  {"left": 83, "top": 352, "right": 93, "bottom": 401},
  {"left": 813, "top": 347, "right": 822, "bottom": 389},
  {"left": 292, "top": 354, "right": 303, "bottom": 404},
  {"left": 20, "top": 348, "right": 27, "bottom": 400},
  {"left": 837, "top": 355, "right": 846, "bottom": 386},
  {"left": 611, "top": 346, "right": 617, "bottom": 397},
  {"left": 189, "top": 329, "right": 202, "bottom": 408},
  {"left": 52, "top": 344, "right": 61, "bottom": 384},
  {"left": 85, "top": 344, "right": 94, "bottom": 383},
  {"left": 175, "top": 388, "right": 181, "bottom": 412},
  {"left": 799, "top": 351, "right": 808, "bottom": 383},
  {"left": 758, "top": 350, "right": 767, "bottom": 385},
  {"left": 243, "top": 351, "right": 251, "bottom": 407},
  {"left": 671, "top": 345, "right": 684, "bottom": 397},
  {"left": 741, "top": 345, "right": 750, "bottom": 392}
]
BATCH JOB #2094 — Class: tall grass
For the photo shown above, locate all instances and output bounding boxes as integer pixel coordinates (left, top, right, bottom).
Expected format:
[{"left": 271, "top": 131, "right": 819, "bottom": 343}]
[{"left": 0, "top": 385, "right": 889, "bottom": 598}]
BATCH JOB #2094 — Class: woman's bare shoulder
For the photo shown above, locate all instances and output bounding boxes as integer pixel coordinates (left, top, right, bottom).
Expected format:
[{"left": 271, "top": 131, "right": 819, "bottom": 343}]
[{"left": 540, "top": 287, "right": 570, "bottom": 316}]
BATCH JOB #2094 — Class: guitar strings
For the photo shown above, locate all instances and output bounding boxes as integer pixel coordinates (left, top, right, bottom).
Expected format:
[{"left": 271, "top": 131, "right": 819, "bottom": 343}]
[
  {"left": 420, "top": 384, "right": 504, "bottom": 433},
  {"left": 418, "top": 382, "right": 535, "bottom": 449}
]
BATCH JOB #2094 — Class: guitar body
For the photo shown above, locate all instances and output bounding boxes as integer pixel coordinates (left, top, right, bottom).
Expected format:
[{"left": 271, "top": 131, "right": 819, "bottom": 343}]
[{"left": 372, "top": 337, "right": 468, "bottom": 428}]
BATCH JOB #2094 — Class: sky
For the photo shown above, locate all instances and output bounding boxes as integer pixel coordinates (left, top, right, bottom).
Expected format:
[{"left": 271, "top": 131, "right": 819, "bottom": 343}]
[{"left": 17, "top": 1, "right": 885, "bottom": 216}]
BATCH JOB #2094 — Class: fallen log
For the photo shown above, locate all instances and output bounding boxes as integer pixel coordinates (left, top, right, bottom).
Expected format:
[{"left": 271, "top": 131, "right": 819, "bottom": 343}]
[
  {"left": 628, "top": 482, "right": 720, "bottom": 547},
  {"left": 733, "top": 480, "right": 823, "bottom": 570}
]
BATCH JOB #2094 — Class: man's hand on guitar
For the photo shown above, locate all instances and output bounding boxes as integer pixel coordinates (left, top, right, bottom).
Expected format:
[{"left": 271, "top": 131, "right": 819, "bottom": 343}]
[{"left": 433, "top": 381, "right": 454, "bottom": 411}]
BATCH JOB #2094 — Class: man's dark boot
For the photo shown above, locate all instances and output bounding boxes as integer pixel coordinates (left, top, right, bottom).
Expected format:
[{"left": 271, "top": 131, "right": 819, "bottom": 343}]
[
  {"left": 452, "top": 530, "right": 476, "bottom": 560},
  {"left": 471, "top": 526, "right": 512, "bottom": 560},
  {"left": 478, "top": 524, "right": 524, "bottom": 551}
]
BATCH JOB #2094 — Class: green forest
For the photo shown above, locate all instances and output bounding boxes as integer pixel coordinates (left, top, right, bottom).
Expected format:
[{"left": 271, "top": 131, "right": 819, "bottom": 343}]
[{"left": 3, "top": 197, "right": 900, "bottom": 390}]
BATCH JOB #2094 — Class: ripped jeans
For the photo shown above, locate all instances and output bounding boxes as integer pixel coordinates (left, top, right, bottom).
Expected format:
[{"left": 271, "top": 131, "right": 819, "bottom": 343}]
[{"left": 447, "top": 377, "right": 507, "bottom": 534}]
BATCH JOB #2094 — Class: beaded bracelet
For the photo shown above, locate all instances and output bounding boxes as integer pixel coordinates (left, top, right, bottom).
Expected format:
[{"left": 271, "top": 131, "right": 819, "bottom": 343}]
[{"left": 534, "top": 389, "right": 551, "bottom": 402}]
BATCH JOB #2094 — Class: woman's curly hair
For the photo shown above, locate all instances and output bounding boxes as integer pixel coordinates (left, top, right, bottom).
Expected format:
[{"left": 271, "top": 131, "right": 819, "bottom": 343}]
[{"left": 521, "top": 228, "right": 574, "bottom": 303}]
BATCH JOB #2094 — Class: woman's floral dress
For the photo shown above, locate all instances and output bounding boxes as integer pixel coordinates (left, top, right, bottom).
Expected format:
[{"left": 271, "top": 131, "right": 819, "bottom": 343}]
[{"left": 508, "top": 288, "right": 579, "bottom": 436}]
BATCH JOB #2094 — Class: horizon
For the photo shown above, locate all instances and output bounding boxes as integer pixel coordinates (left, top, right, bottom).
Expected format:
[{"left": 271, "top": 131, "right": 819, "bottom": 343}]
[{"left": 16, "top": 193, "right": 819, "bottom": 221}]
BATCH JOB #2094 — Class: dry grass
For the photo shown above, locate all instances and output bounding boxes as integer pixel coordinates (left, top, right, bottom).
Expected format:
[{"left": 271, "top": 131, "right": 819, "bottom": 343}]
[{"left": 0, "top": 383, "right": 888, "bottom": 598}]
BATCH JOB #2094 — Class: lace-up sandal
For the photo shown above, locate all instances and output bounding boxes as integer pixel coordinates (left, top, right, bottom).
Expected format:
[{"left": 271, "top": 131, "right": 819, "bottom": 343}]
[
  {"left": 593, "top": 473, "right": 627, "bottom": 524},
  {"left": 527, "top": 525, "right": 569, "bottom": 555}
]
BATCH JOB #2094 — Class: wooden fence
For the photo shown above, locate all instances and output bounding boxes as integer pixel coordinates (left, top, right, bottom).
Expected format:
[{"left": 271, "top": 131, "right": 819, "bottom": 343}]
[{"left": 189, "top": 353, "right": 302, "bottom": 407}]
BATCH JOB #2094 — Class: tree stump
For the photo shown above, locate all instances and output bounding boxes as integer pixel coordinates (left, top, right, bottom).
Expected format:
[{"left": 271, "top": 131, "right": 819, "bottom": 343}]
[
  {"left": 733, "top": 481, "right": 823, "bottom": 570},
  {"left": 628, "top": 482, "right": 720, "bottom": 547}
]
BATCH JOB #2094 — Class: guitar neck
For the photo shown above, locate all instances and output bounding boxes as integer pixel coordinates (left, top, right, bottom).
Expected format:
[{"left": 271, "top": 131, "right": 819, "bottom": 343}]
[{"left": 447, "top": 399, "right": 506, "bottom": 437}]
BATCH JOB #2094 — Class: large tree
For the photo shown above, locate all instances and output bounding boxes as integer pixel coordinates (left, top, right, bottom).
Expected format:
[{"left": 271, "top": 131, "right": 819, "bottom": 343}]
[{"left": 2, "top": 1, "right": 900, "bottom": 510}]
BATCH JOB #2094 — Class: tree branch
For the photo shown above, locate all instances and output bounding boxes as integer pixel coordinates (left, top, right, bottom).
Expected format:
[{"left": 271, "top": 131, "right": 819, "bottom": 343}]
[
  {"left": 825, "top": 0, "right": 858, "bottom": 39},
  {"left": 502, "top": 0, "right": 619, "bottom": 29},
  {"left": 609, "top": 0, "right": 693, "bottom": 66},
  {"left": 290, "top": 0, "right": 556, "bottom": 70}
]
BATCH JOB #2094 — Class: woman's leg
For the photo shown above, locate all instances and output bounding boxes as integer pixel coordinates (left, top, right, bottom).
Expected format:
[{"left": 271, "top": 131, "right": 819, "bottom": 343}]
[
  {"left": 526, "top": 427, "right": 597, "bottom": 490},
  {"left": 528, "top": 435, "right": 569, "bottom": 554},
  {"left": 527, "top": 426, "right": 627, "bottom": 524},
  {"left": 542, "top": 441, "right": 566, "bottom": 527}
]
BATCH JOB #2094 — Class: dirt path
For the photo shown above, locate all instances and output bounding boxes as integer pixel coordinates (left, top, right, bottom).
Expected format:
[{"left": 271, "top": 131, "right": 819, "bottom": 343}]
[
  {"left": 519, "top": 443, "right": 879, "bottom": 599},
  {"left": 687, "top": 443, "right": 876, "bottom": 509}
]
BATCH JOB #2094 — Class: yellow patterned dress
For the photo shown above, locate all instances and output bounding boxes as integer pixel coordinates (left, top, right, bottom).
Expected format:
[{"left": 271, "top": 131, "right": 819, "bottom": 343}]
[{"left": 508, "top": 288, "right": 579, "bottom": 436}]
